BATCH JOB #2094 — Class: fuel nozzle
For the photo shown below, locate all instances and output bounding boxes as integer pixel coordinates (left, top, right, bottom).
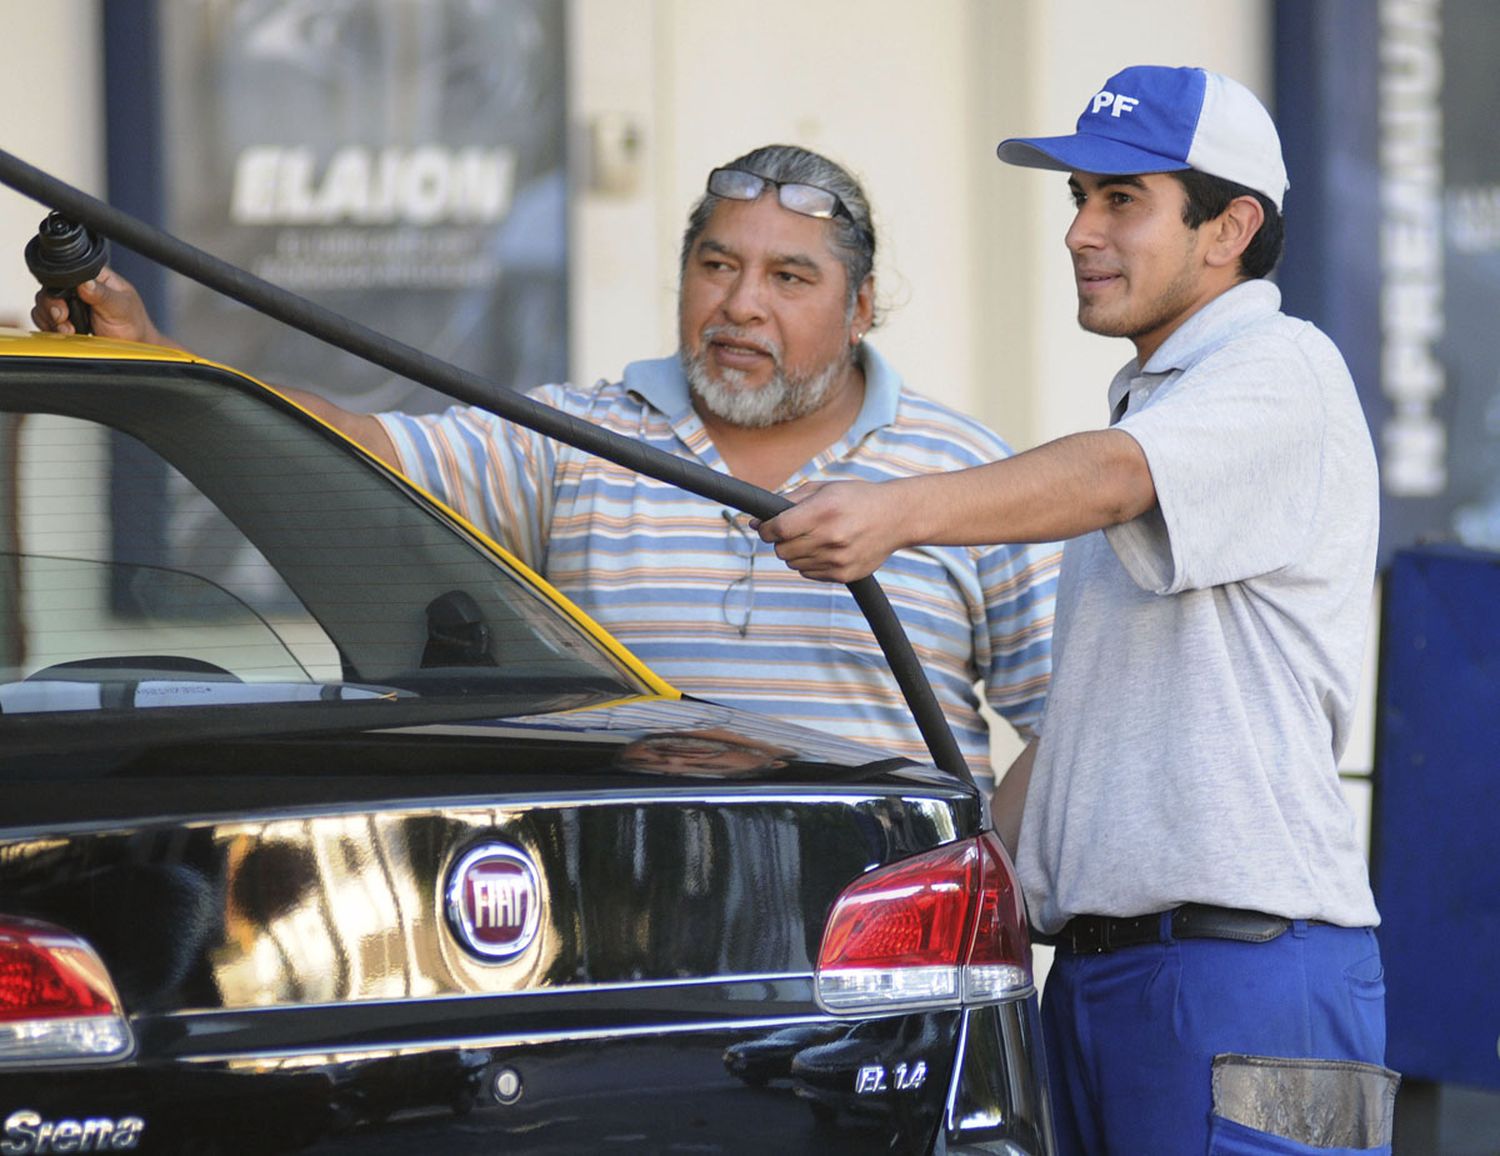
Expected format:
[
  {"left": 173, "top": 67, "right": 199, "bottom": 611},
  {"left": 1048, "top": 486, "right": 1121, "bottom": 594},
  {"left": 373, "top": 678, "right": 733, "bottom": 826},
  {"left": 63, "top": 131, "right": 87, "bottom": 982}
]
[{"left": 25, "top": 211, "right": 110, "bottom": 335}]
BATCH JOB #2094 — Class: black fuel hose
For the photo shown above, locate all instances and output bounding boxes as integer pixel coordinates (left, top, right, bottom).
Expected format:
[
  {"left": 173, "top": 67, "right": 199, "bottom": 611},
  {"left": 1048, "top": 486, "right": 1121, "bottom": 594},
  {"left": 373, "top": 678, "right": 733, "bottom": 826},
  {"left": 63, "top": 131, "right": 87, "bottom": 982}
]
[{"left": 0, "top": 146, "right": 973, "bottom": 785}]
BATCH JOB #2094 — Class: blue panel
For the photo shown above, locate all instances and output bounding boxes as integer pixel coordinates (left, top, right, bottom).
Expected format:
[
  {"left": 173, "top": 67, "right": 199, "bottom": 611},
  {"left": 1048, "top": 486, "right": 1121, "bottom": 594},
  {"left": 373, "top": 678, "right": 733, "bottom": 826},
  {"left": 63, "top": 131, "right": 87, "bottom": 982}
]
[
  {"left": 1373, "top": 544, "right": 1500, "bottom": 1088},
  {"left": 102, "top": 0, "right": 169, "bottom": 608},
  {"left": 102, "top": 0, "right": 165, "bottom": 318},
  {"left": 1274, "top": 1, "right": 1395, "bottom": 562}
]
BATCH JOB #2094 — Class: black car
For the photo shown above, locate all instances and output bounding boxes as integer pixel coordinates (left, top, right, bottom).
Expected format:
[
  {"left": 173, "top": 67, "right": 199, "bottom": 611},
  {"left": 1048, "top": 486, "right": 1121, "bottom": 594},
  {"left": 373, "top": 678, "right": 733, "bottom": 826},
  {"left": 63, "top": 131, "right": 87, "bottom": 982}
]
[{"left": 0, "top": 331, "right": 1053, "bottom": 1153}]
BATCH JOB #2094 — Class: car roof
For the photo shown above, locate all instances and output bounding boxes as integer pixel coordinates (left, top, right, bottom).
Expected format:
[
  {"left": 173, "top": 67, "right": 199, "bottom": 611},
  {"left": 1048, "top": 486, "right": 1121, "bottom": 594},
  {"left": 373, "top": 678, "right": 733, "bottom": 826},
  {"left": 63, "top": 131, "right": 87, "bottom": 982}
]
[{"left": 0, "top": 326, "right": 201, "bottom": 362}]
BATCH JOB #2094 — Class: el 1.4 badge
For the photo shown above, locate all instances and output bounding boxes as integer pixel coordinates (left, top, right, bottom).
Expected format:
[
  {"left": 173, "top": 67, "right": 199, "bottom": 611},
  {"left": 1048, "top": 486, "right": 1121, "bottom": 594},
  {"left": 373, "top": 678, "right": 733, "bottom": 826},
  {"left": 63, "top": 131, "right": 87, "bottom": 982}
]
[{"left": 855, "top": 1060, "right": 927, "bottom": 1095}]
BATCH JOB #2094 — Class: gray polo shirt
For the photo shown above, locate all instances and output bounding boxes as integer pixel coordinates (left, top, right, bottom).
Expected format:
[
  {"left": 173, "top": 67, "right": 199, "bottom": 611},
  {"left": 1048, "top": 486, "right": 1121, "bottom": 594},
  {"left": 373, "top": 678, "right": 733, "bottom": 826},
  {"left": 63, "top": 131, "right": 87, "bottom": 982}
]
[{"left": 1017, "top": 280, "right": 1381, "bottom": 934}]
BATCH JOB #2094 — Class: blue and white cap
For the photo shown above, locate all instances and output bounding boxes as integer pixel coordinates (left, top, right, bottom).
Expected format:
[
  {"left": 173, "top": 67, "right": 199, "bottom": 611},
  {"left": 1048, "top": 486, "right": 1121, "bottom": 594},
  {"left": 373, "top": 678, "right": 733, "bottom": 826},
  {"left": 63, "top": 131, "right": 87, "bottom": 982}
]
[{"left": 996, "top": 66, "right": 1288, "bottom": 210}]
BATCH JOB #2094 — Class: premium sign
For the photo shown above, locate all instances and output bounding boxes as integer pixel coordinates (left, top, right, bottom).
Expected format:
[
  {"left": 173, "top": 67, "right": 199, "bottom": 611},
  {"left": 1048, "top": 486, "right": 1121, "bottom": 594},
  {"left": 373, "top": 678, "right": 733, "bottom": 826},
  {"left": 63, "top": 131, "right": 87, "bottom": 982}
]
[{"left": 1279, "top": 0, "right": 1500, "bottom": 561}]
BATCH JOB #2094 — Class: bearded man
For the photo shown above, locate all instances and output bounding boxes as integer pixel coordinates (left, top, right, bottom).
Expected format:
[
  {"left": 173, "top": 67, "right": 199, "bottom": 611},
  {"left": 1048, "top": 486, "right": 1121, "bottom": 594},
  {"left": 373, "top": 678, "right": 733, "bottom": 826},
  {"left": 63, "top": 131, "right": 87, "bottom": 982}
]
[{"left": 35, "top": 144, "right": 1058, "bottom": 785}]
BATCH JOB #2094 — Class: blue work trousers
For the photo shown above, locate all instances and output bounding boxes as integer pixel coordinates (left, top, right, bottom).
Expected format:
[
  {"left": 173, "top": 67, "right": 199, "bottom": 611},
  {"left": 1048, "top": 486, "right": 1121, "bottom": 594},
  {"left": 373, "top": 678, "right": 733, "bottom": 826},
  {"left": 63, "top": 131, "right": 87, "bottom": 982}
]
[{"left": 1041, "top": 922, "right": 1395, "bottom": 1155}]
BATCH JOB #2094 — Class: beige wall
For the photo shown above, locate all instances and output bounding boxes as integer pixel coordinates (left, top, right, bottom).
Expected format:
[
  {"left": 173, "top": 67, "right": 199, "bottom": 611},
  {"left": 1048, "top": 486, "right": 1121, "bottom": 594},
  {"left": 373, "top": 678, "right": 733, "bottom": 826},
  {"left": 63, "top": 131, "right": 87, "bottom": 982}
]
[
  {"left": 570, "top": 0, "right": 1272, "bottom": 451},
  {"left": 0, "top": 1, "right": 104, "bottom": 329}
]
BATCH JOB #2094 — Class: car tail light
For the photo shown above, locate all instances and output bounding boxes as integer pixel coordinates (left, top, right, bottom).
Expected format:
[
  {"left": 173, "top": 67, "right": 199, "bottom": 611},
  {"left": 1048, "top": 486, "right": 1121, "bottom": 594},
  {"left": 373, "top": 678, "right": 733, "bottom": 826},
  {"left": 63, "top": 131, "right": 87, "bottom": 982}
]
[
  {"left": 0, "top": 917, "right": 134, "bottom": 1064},
  {"left": 815, "top": 833, "right": 1031, "bottom": 1013}
]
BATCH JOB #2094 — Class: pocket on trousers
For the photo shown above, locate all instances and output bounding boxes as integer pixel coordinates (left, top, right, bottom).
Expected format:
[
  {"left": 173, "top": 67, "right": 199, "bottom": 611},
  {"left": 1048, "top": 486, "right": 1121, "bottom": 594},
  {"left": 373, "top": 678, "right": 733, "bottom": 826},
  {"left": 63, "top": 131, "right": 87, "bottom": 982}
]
[
  {"left": 1342, "top": 948, "right": 1387, "bottom": 1002},
  {"left": 1207, "top": 1054, "right": 1400, "bottom": 1154}
]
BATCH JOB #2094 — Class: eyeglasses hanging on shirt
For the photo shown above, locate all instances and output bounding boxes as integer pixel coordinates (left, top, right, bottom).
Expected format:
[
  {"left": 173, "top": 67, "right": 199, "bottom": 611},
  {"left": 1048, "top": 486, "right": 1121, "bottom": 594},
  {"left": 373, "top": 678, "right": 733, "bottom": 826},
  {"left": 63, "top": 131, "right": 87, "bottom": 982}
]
[{"left": 721, "top": 508, "right": 757, "bottom": 637}]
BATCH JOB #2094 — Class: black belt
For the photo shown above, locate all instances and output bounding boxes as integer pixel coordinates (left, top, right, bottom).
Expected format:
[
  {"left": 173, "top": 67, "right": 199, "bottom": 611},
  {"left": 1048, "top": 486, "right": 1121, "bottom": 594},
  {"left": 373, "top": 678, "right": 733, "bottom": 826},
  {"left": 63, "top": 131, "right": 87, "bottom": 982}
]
[{"left": 1042, "top": 904, "right": 1315, "bottom": 954}]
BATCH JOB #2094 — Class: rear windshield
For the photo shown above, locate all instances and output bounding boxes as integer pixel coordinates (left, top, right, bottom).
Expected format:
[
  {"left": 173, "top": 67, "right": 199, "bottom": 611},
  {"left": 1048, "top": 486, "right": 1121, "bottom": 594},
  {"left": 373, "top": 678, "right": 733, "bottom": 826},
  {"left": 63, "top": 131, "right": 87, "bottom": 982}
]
[{"left": 0, "top": 359, "right": 651, "bottom": 751}]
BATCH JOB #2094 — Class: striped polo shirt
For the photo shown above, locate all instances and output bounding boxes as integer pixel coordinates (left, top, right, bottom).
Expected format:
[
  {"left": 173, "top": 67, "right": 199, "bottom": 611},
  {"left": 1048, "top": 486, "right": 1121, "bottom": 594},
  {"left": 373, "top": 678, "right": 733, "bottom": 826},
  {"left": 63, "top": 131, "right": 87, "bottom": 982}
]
[{"left": 376, "top": 344, "right": 1060, "bottom": 778}]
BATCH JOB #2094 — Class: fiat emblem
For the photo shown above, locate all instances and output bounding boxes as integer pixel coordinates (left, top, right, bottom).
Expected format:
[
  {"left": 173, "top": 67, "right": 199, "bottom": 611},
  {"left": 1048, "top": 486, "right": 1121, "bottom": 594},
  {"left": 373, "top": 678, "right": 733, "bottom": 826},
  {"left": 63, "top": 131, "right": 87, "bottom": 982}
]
[{"left": 445, "top": 843, "right": 541, "bottom": 961}]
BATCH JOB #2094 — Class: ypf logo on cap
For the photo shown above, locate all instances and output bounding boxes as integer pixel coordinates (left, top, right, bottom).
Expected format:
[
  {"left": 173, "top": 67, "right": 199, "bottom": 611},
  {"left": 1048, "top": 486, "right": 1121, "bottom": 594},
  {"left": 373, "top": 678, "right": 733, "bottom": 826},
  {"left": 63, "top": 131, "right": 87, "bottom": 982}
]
[
  {"left": 1088, "top": 90, "right": 1140, "bottom": 118},
  {"left": 445, "top": 843, "right": 541, "bottom": 961}
]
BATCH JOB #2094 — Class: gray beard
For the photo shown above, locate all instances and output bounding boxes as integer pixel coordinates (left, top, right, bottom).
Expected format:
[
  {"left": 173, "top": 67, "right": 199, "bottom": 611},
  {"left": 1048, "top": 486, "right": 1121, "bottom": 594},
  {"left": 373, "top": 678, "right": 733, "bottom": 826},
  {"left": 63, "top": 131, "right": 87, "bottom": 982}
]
[{"left": 681, "top": 335, "right": 849, "bottom": 429}]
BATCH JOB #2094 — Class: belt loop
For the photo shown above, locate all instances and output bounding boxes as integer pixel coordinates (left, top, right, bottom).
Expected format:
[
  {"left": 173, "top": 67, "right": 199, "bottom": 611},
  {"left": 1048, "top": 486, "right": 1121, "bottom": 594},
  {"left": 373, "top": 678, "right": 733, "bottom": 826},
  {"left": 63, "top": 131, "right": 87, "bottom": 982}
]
[
  {"left": 1160, "top": 909, "right": 1177, "bottom": 945},
  {"left": 1290, "top": 919, "right": 1310, "bottom": 939}
]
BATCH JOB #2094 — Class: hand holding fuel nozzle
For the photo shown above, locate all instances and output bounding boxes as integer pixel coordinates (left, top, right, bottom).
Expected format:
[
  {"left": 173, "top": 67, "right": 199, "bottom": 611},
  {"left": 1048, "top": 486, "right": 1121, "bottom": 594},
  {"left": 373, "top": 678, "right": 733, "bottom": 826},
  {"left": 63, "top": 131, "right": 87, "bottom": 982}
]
[{"left": 26, "top": 211, "right": 109, "bottom": 335}]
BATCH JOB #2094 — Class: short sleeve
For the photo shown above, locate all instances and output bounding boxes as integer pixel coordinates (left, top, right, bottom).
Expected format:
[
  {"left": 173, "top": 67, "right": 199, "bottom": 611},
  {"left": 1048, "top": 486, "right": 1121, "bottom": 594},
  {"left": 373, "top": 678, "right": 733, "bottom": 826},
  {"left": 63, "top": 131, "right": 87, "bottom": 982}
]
[{"left": 1105, "top": 340, "right": 1325, "bottom": 593}]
